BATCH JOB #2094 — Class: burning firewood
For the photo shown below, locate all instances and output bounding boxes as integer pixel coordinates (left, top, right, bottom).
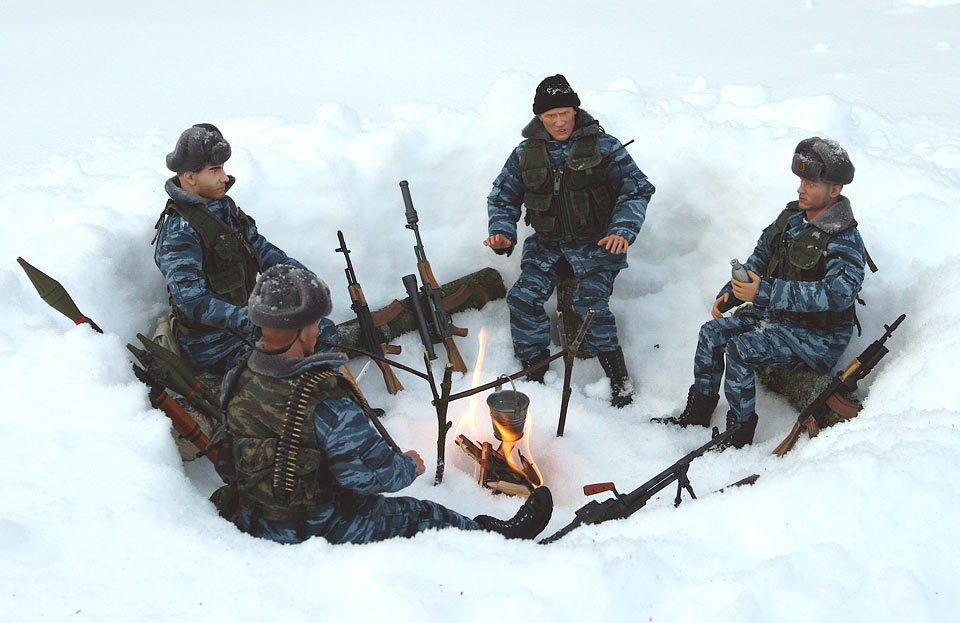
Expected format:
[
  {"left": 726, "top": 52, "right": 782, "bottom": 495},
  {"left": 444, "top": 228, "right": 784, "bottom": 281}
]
[{"left": 455, "top": 434, "right": 542, "bottom": 498}]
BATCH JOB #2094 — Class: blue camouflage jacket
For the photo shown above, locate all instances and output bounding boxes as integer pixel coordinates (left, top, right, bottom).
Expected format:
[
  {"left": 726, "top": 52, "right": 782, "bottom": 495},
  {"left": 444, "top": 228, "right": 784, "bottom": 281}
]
[
  {"left": 719, "top": 196, "right": 867, "bottom": 370},
  {"left": 154, "top": 176, "right": 307, "bottom": 337},
  {"left": 487, "top": 109, "right": 655, "bottom": 274}
]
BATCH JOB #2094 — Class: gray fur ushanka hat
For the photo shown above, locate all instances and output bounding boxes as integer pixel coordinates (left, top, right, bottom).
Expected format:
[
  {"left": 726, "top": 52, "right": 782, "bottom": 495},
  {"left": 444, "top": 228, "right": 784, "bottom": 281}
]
[
  {"left": 166, "top": 123, "right": 231, "bottom": 173},
  {"left": 248, "top": 265, "right": 332, "bottom": 330},
  {"left": 792, "top": 137, "right": 854, "bottom": 185}
]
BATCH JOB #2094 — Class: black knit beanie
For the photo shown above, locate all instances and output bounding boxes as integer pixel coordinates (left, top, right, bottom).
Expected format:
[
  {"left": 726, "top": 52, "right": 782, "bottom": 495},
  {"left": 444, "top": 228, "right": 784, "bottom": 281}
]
[
  {"left": 532, "top": 75, "right": 580, "bottom": 115},
  {"left": 166, "top": 123, "right": 232, "bottom": 173}
]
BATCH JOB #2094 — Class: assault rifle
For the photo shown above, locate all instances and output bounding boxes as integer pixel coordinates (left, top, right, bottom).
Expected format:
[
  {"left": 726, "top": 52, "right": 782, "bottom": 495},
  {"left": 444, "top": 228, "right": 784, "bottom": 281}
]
[
  {"left": 335, "top": 230, "right": 404, "bottom": 394},
  {"left": 773, "top": 313, "right": 906, "bottom": 457},
  {"left": 540, "top": 423, "right": 746, "bottom": 544},
  {"left": 399, "top": 180, "right": 467, "bottom": 373}
]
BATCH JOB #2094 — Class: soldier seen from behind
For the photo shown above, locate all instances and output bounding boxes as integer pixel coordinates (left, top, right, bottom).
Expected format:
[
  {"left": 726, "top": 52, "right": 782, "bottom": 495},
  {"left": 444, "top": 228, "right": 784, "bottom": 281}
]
[
  {"left": 153, "top": 124, "right": 338, "bottom": 375},
  {"left": 655, "top": 138, "right": 870, "bottom": 449},
  {"left": 484, "top": 75, "right": 655, "bottom": 407},
  {"left": 217, "top": 265, "right": 553, "bottom": 544}
]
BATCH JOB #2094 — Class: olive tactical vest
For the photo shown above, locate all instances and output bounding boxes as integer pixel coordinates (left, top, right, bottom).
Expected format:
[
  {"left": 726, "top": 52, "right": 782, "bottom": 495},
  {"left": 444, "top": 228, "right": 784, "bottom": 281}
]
[
  {"left": 161, "top": 197, "right": 262, "bottom": 331},
  {"left": 764, "top": 205, "right": 856, "bottom": 329},
  {"left": 519, "top": 133, "right": 614, "bottom": 242},
  {"left": 221, "top": 365, "right": 356, "bottom": 523}
]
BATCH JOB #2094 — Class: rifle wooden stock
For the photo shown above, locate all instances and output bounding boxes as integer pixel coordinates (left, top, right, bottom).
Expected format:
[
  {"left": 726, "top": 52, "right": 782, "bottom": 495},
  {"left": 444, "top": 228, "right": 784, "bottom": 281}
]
[
  {"left": 347, "top": 281, "right": 404, "bottom": 394},
  {"left": 417, "top": 261, "right": 468, "bottom": 371},
  {"left": 772, "top": 314, "right": 904, "bottom": 457}
]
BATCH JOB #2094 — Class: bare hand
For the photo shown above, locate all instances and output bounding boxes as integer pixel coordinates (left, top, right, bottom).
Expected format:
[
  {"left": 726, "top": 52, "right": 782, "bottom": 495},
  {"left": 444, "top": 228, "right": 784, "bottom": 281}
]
[
  {"left": 404, "top": 450, "right": 425, "bottom": 476},
  {"left": 730, "top": 270, "right": 761, "bottom": 303},
  {"left": 712, "top": 293, "right": 730, "bottom": 319},
  {"left": 483, "top": 234, "right": 512, "bottom": 250},
  {"left": 598, "top": 234, "right": 628, "bottom": 254}
]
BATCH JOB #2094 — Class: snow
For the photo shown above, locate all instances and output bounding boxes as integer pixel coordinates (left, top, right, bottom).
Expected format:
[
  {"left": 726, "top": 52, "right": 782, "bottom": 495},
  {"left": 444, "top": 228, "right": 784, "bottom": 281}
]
[{"left": 2, "top": 1, "right": 959, "bottom": 621}]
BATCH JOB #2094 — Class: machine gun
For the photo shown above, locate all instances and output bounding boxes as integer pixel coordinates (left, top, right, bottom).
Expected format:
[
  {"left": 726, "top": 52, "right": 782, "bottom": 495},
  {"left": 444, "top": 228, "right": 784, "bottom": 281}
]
[
  {"left": 540, "top": 423, "right": 748, "bottom": 544},
  {"left": 773, "top": 313, "right": 906, "bottom": 457},
  {"left": 336, "top": 230, "right": 404, "bottom": 394},
  {"left": 399, "top": 180, "right": 467, "bottom": 372}
]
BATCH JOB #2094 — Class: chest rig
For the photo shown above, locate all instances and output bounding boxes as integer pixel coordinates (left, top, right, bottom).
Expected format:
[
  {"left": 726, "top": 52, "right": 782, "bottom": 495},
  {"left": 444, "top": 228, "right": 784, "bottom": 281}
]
[
  {"left": 155, "top": 197, "right": 262, "bottom": 331},
  {"left": 765, "top": 205, "right": 857, "bottom": 329},
  {"left": 519, "top": 131, "right": 614, "bottom": 242},
  {"left": 219, "top": 364, "right": 372, "bottom": 529}
]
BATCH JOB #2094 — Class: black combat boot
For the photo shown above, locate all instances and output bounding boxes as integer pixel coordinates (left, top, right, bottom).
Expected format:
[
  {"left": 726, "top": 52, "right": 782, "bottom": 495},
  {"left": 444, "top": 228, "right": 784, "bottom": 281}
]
[
  {"left": 521, "top": 348, "right": 551, "bottom": 383},
  {"left": 597, "top": 347, "right": 633, "bottom": 408},
  {"left": 652, "top": 385, "right": 720, "bottom": 427},
  {"left": 717, "top": 410, "right": 758, "bottom": 450},
  {"left": 473, "top": 486, "right": 554, "bottom": 540}
]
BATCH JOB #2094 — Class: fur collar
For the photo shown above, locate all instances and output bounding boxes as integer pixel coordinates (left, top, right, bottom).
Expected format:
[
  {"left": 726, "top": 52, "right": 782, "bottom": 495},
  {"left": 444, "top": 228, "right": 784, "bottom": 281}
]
[
  {"left": 788, "top": 195, "right": 855, "bottom": 234},
  {"left": 164, "top": 175, "right": 236, "bottom": 206},
  {"left": 247, "top": 347, "right": 348, "bottom": 378},
  {"left": 521, "top": 109, "right": 600, "bottom": 140}
]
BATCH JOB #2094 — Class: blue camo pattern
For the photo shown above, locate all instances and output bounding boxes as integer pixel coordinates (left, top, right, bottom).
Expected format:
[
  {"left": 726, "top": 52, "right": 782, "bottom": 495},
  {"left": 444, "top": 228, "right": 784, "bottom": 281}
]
[
  {"left": 487, "top": 115, "right": 655, "bottom": 359},
  {"left": 694, "top": 204, "right": 866, "bottom": 422},
  {"left": 154, "top": 180, "right": 309, "bottom": 373},
  {"left": 231, "top": 358, "right": 481, "bottom": 544}
]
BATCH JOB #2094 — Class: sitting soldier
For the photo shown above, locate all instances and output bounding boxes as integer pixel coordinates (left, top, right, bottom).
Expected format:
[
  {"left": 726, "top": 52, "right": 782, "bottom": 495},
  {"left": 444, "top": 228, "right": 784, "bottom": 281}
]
[
  {"left": 217, "top": 265, "right": 553, "bottom": 544},
  {"left": 655, "top": 137, "right": 869, "bottom": 449},
  {"left": 153, "top": 123, "right": 335, "bottom": 375}
]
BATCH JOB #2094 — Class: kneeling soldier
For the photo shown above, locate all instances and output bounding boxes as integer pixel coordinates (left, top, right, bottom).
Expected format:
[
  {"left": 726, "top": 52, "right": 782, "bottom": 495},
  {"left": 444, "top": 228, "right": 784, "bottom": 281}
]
[
  {"left": 219, "top": 265, "right": 552, "bottom": 544},
  {"left": 655, "top": 138, "right": 868, "bottom": 448}
]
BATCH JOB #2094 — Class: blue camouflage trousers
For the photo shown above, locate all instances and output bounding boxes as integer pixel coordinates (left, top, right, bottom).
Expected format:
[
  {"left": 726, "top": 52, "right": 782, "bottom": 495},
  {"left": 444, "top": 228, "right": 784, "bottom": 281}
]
[
  {"left": 507, "top": 260, "right": 620, "bottom": 361},
  {"left": 693, "top": 312, "right": 805, "bottom": 422},
  {"left": 242, "top": 494, "right": 482, "bottom": 545}
]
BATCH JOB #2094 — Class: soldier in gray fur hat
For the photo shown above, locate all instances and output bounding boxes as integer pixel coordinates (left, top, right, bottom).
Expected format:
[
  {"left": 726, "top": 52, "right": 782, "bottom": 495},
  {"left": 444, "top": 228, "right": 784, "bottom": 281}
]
[
  {"left": 153, "top": 124, "right": 332, "bottom": 375},
  {"left": 654, "top": 137, "right": 871, "bottom": 449},
  {"left": 217, "top": 265, "right": 554, "bottom": 544}
]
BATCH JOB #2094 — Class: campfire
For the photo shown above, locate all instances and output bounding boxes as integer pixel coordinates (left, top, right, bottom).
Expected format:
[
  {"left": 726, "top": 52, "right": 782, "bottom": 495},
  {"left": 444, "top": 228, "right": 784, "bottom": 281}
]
[{"left": 454, "top": 330, "right": 544, "bottom": 497}]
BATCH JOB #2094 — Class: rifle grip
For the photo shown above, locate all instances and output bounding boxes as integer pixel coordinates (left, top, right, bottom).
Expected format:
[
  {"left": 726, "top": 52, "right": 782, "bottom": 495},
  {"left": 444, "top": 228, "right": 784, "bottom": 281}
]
[
  {"left": 443, "top": 337, "right": 468, "bottom": 373},
  {"left": 382, "top": 343, "right": 401, "bottom": 356},
  {"left": 450, "top": 325, "right": 468, "bottom": 338},
  {"left": 376, "top": 360, "right": 404, "bottom": 394}
]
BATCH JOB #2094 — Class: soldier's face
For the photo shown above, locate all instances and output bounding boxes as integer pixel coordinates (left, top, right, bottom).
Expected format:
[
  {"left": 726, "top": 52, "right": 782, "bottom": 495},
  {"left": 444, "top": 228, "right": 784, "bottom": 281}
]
[
  {"left": 797, "top": 178, "right": 840, "bottom": 213},
  {"left": 538, "top": 107, "right": 576, "bottom": 142},
  {"left": 184, "top": 165, "right": 228, "bottom": 202}
]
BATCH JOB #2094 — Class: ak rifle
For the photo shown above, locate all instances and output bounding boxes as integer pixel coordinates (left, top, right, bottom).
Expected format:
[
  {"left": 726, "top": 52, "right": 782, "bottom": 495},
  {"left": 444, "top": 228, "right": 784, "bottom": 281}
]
[
  {"left": 540, "top": 424, "right": 747, "bottom": 544},
  {"left": 399, "top": 180, "right": 468, "bottom": 373},
  {"left": 773, "top": 313, "right": 906, "bottom": 457},
  {"left": 335, "top": 230, "right": 404, "bottom": 394}
]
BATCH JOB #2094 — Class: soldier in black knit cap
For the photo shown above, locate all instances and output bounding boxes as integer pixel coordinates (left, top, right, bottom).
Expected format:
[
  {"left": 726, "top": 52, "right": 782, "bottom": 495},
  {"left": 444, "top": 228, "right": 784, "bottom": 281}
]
[{"left": 484, "top": 75, "right": 656, "bottom": 408}]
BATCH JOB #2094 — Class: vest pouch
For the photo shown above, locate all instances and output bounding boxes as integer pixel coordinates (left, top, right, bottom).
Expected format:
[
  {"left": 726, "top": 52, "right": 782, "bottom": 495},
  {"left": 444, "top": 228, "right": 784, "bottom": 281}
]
[
  {"left": 294, "top": 448, "right": 324, "bottom": 475},
  {"left": 590, "top": 185, "right": 613, "bottom": 225},
  {"left": 206, "top": 263, "right": 249, "bottom": 305},
  {"left": 523, "top": 193, "right": 557, "bottom": 233},
  {"left": 235, "top": 437, "right": 277, "bottom": 479},
  {"left": 212, "top": 232, "right": 240, "bottom": 260},
  {"left": 787, "top": 230, "right": 827, "bottom": 272}
]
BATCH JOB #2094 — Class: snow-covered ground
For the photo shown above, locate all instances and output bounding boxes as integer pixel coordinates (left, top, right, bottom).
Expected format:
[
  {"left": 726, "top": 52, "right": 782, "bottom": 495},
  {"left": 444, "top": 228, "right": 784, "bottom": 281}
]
[{"left": 2, "top": 1, "right": 959, "bottom": 621}]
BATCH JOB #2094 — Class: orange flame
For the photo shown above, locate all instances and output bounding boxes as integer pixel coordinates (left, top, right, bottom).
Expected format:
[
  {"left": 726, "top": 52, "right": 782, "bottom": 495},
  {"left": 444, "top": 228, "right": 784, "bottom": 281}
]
[
  {"left": 492, "top": 414, "right": 544, "bottom": 488},
  {"left": 454, "top": 328, "right": 488, "bottom": 441},
  {"left": 453, "top": 327, "right": 544, "bottom": 489}
]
